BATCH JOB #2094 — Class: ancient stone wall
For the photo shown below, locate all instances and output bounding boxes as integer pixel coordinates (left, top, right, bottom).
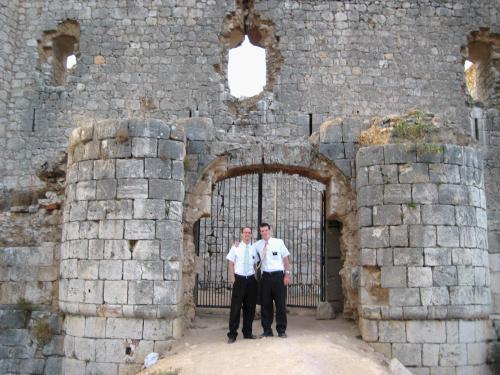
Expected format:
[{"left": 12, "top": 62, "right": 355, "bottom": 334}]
[
  {"left": 357, "top": 144, "right": 495, "bottom": 373},
  {"left": 59, "top": 118, "right": 185, "bottom": 374}
]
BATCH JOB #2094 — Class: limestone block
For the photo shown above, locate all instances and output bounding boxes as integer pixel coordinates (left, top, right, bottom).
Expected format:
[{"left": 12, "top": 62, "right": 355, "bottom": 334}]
[
  {"left": 449, "top": 286, "right": 474, "bottom": 305},
  {"left": 446, "top": 321, "right": 459, "bottom": 344},
  {"left": 99, "top": 260, "right": 123, "bottom": 280},
  {"left": 61, "top": 259, "right": 78, "bottom": 278},
  {"left": 408, "top": 267, "right": 433, "bottom": 287},
  {"left": 132, "top": 137, "right": 158, "bottom": 158},
  {"left": 156, "top": 220, "right": 182, "bottom": 241},
  {"left": 429, "top": 164, "right": 460, "bottom": 184},
  {"left": 153, "top": 281, "right": 180, "bottom": 305},
  {"left": 149, "top": 179, "right": 184, "bottom": 201},
  {"left": 378, "top": 320, "right": 406, "bottom": 342},
  {"left": 381, "top": 267, "right": 407, "bottom": 288},
  {"left": 359, "top": 318, "right": 378, "bottom": 341},
  {"left": 390, "top": 225, "right": 408, "bottom": 247},
  {"left": 20, "top": 359, "right": 45, "bottom": 374},
  {"left": 438, "top": 184, "right": 468, "bottom": 205},
  {"left": 422, "top": 344, "right": 440, "bottom": 366},
  {"left": 88, "top": 240, "right": 104, "bottom": 260},
  {"left": 421, "top": 205, "right": 455, "bottom": 225},
  {"left": 358, "top": 207, "right": 372, "bottom": 227},
  {"left": 476, "top": 208, "right": 487, "bottom": 229},
  {"left": 384, "top": 144, "right": 416, "bottom": 164},
  {"left": 171, "top": 160, "right": 184, "bottom": 180},
  {"left": 457, "top": 267, "right": 475, "bottom": 286},
  {"left": 402, "top": 204, "right": 421, "bottom": 224},
  {"left": 389, "top": 288, "right": 420, "bottom": 306},
  {"left": 93, "top": 160, "right": 115, "bottom": 179},
  {"left": 412, "top": 183, "right": 438, "bottom": 204},
  {"left": 319, "top": 117, "right": 342, "bottom": 143},
  {"left": 131, "top": 240, "right": 160, "bottom": 260},
  {"left": 63, "top": 358, "right": 86, "bottom": 375},
  {"left": 439, "top": 343, "right": 467, "bottom": 366},
  {"left": 104, "top": 281, "right": 128, "bottom": 304},
  {"left": 409, "top": 225, "right": 436, "bottom": 247},
  {"left": 421, "top": 287, "right": 449, "bottom": 306},
  {"left": 140, "top": 261, "right": 164, "bottom": 280},
  {"left": 124, "top": 220, "right": 156, "bottom": 240},
  {"left": 128, "top": 281, "right": 154, "bottom": 304},
  {"left": 128, "top": 118, "right": 170, "bottom": 139},
  {"left": 95, "top": 338, "right": 125, "bottom": 363},
  {"left": 393, "top": 247, "right": 424, "bottom": 266},
  {"left": 357, "top": 167, "right": 368, "bottom": 187},
  {"left": 433, "top": 266, "right": 458, "bottom": 286},
  {"left": 458, "top": 320, "right": 476, "bottom": 343},
  {"left": 167, "top": 201, "right": 183, "bottom": 221},
  {"left": 436, "top": 226, "right": 460, "bottom": 247},
  {"left": 384, "top": 184, "right": 412, "bottom": 204},
  {"left": 134, "top": 199, "right": 166, "bottom": 220},
  {"left": 96, "top": 179, "right": 117, "bottom": 200},
  {"left": 320, "top": 143, "right": 345, "bottom": 159},
  {"left": 399, "top": 163, "right": 429, "bottom": 183},
  {"left": 143, "top": 319, "right": 173, "bottom": 340},
  {"left": 407, "top": 320, "right": 446, "bottom": 343},
  {"left": 99, "top": 220, "right": 124, "bottom": 240},
  {"left": 84, "top": 317, "right": 106, "bottom": 338},
  {"left": 66, "top": 279, "right": 85, "bottom": 302},
  {"left": 84, "top": 280, "right": 104, "bottom": 304},
  {"left": 360, "top": 248, "right": 377, "bottom": 266},
  {"left": 76, "top": 181, "right": 96, "bottom": 201},
  {"left": 104, "top": 240, "right": 132, "bottom": 260},
  {"left": 77, "top": 260, "right": 99, "bottom": 279},
  {"left": 443, "top": 145, "right": 464, "bottom": 165},
  {"left": 357, "top": 146, "right": 384, "bottom": 167},
  {"left": 452, "top": 249, "right": 473, "bottom": 266},
  {"left": 70, "top": 201, "right": 88, "bottom": 221},
  {"left": 392, "top": 343, "right": 422, "bottom": 366},
  {"left": 376, "top": 248, "right": 393, "bottom": 266},
  {"left": 368, "top": 165, "right": 398, "bottom": 185},
  {"left": 357, "top": 185, "right": 383, "bottom": 207},
  {"left": 65, "top": 316, "right": 86, "bottom": 337},
  {"left": 88, "top": 201, "right": 107, "bottom": 220},
  {"left": 468, "top": 186, "right": 482, "bottom": 207},
  {"left": 359, "top": 227, "right": 389, "bottom": 248},
  {"left": 106, "top": 200, "right": 133, "bottom": 220},
  {"left": 158, "top": 139, "right": 185, "bottom": 160},
  {"left": 85, "top": 362, "right": 118, "bottom": 375},
  {"left": 100, "top": 139, "right": 132, "bottom": 159},
  {"left": 373, "top": 205, "right": 402, "bottom": 225},
  {"left": 79, "top": 221, "right": 99, "bottom": 239},
  {"left": 123, "top": 261, "right": 142, "bottom": 280},
  {"left": 459, "top": 227, "right": 477, "bottom": 248},
  {"left": 0, "top": 310, "right": 26, "bottom": 329},
  {"left": 117, "top": 179, "right": 148, "bottom": 199},
  {"left": 106, "top": 318, "right": 143, "bottom": 339},
  {"left": 144, "top": 158, "right": 171, "bottom": 179},
  {"left": 455, "top": 206, "right": 476, "bottom": 227},
  {"left": 424, "top": 248, "right": 451, "bottom": 266},
  {"left": 116, "top": 160, "right": 144, "bottom": 179},
  {"left": 74, "top": 337, "right": 95, "bottom": 361}
]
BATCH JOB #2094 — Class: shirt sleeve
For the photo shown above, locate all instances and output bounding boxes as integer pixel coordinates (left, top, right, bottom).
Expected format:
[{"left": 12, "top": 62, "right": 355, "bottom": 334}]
[
  {"left": 226, "top": 246, "right": 237, "bottom": 262},
  {"left": 280, "top": 240, "right": 290, "bottom": 258}
]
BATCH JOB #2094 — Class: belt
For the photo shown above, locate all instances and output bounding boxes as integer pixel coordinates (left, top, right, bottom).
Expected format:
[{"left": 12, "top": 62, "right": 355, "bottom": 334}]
[
  {"left": 235, "top": 274, "right": 255, "bottom": 279},
  {"left": 262, "top": 271, "right": 284, "bottom": 275}
]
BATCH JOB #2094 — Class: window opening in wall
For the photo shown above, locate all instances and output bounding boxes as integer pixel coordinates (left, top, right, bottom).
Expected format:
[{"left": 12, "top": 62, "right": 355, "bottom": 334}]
[
  {"left": 474, "top": 118, "right": 480, "bottom": 141},
  {"left": 66, "top": 54, "right": 77, "bottom": 70},
  {"left": 462, "top": 39, "right": 493, "bottom": 102},
  {"left": 309, "top": 114, "right": 313, "bottom": 136},
  {"left": 228, "top": 36, "right": 266, "bottom": 98}
]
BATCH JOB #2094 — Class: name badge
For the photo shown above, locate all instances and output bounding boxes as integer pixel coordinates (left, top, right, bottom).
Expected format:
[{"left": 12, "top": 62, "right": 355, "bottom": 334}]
[{"left": 272, "top": 252, "right": 278, "bottom": 256}]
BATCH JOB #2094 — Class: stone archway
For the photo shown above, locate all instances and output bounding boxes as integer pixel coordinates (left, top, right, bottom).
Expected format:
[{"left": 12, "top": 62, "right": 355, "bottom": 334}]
[{"left": 181, "top": 142, "right": 358, "bottom": 321}]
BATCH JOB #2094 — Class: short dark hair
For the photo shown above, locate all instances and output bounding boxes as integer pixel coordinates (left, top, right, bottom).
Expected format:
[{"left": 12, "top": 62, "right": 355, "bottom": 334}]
[
  {"left": 259, "top": 223, "right": 271, "bottom": 229},
  {"left": 240, "top": 226, "right": 252, "bottom": 233}
]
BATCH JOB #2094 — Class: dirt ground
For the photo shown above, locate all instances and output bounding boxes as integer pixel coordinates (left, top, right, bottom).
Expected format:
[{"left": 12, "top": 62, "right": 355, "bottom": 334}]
[{"left": 139, "top": 310, "right": 393, "bottom": 375}]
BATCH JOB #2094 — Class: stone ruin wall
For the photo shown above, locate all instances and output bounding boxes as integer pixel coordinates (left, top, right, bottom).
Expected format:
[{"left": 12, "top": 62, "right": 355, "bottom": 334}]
[{"left": 0, "top": 1, "right": 498, "bottom": 374}]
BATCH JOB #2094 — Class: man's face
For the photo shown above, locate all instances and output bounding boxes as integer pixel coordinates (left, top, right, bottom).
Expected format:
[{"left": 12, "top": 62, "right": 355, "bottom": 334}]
[
  {"left": 241, "top": 228, "right": 252, "bottom": 243},
  {"left": 260, "top": 226, "right": 271, "bottom": 241}
]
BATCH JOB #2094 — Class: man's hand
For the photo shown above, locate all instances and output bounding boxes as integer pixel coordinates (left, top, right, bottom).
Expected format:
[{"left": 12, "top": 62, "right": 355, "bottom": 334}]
[{"left": 284, "top": 274, "right": 290, "bottom": 286}]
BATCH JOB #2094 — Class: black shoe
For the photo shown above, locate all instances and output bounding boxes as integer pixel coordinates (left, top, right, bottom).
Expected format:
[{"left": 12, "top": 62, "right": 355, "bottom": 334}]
[
  {"left": 260, "top": 332, "right": 273, "bottom": 338},
  {"left": 244, "top": 334, "right": 260, "bottom": 339},
  {"left": 278, "top": 332, "right": 287, "bottom": 338},
  {"left": 227, "top": 337, "right": 236, "bottom": 344}
]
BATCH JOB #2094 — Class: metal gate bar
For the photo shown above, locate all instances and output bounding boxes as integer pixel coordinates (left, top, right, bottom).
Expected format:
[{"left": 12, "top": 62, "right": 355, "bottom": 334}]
[{"left": 196, "top": 173, "right": 324, "bottom": 308}]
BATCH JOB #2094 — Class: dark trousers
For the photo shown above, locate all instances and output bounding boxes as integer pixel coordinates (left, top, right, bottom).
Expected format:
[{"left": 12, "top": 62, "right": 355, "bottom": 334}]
[
  {"left": 228, "top": 275, "right": 258, "bottom": 339},
  {"left": 261, "top": 271, "right": 287, "bottom": 334}
]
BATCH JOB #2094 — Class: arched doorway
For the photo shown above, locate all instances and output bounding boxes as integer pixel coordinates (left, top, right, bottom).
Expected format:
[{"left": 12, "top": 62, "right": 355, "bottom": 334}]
[{"left": 181, "top": 143, "right": 357, "bottom": 321}]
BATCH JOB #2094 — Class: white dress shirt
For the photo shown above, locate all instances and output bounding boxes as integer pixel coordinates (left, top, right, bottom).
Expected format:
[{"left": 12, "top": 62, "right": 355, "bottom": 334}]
[
  {"left": 254, "top": 237, "right": 290, "bottom": 272},
  {"left": 226, "top": 242, "right": 258, "bottom": 276}
]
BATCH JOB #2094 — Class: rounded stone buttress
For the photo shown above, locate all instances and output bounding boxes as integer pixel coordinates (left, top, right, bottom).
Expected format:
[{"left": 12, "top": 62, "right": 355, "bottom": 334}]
[
  {"left": 356, "top": 144, "right": 495, "bottom": 374},
  {"left": 59, "top": 118, "right": 185, "bottom": 374}
]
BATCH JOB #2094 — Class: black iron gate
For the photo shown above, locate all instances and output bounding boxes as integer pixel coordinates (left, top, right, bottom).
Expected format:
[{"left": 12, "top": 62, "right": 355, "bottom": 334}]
[{"left": 195, "top": 173, "right": 325, "bottom": 308}]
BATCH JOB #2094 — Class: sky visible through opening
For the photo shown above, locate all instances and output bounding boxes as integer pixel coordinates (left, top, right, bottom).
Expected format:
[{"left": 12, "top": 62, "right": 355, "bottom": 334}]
[
  {"left": 67, "top": 54, "right": 77, "bottom": 69},
  {"left": 228, "top": 36, "right": 266, "bottom": 98}
]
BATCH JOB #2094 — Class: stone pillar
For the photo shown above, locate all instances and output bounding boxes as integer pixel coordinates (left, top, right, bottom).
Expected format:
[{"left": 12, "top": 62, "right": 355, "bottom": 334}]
[
  {"left": 356, "top": 143, "right": 495, "bottom": 374},
  {"left": 59, "top": 119, "right": 185, "bottom": 374}
]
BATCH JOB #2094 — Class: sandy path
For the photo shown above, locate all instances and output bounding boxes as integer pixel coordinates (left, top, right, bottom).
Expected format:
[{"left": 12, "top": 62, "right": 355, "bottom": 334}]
[{"left": 139, "top": 312, "right": 392, "bottom": 375}]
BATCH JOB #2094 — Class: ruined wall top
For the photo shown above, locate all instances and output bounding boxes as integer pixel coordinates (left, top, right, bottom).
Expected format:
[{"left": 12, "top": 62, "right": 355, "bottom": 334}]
[{"left": 0, "top": 0, "right": 498, "bottom": 190}]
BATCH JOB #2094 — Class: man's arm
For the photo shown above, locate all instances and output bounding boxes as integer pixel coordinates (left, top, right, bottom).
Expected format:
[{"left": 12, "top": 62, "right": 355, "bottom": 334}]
[
  {"left": 228, "top": 261, "right": 235, "bottom": 283},
  {"left": 283, "top": 256, "right": 290, "bottom": 286}
]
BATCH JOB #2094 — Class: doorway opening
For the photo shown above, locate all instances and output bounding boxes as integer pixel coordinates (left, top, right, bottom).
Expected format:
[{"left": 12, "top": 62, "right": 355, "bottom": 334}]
[{"left": 194, "top": 172, "right": 334, "bottom": 309}]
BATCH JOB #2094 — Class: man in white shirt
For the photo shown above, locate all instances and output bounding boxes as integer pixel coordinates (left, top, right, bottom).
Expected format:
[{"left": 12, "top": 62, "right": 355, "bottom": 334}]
[
  {"left": 226, "top": 226, "right": 259, "bottom": 343},
  {"left": 255, "top": 223, "right": 290, "bottom": 338}
]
